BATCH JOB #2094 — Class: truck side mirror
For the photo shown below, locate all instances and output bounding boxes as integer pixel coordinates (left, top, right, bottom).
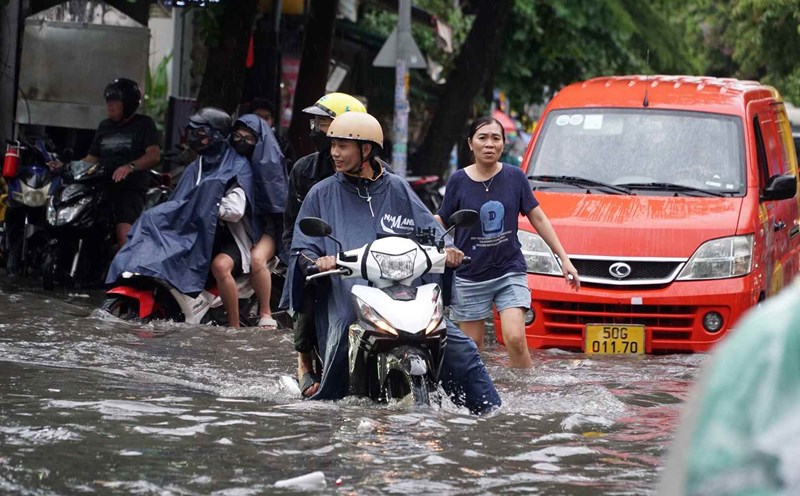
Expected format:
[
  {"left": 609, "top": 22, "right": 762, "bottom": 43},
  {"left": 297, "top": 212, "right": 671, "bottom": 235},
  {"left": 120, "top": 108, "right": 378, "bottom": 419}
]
[{"left": 761, "top": 174, "right": 797, "bottom": 201}]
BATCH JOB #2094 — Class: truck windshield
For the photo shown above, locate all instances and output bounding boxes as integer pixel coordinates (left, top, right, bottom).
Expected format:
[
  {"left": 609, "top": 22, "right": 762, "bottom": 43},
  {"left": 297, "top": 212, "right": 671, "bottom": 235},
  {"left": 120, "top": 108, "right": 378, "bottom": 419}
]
[{"left": 528, "top": 109, "right": 745, "bottom": 195}]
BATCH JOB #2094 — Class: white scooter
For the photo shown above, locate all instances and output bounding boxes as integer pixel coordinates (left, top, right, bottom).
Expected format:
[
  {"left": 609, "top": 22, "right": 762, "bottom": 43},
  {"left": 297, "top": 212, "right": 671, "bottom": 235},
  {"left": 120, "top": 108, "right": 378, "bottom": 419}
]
[{"left": 298, "top": 209, "right": 477, "bottom": 405}]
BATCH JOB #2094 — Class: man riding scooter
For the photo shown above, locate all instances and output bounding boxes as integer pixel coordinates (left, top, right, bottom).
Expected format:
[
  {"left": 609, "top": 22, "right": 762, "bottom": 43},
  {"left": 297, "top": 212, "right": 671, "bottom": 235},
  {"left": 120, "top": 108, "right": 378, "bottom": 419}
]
[
  {"left": 284, "top": 111, "right": 501, "bottom": 414},
  {"left": 48, "top": 78, "right": 161, "bottom": 250},
  {"left": 282, "top": 92, "right": 367, "bottom": 397},
  {"left": 105, "top": 107, "right": 258, "bottom": 327}
]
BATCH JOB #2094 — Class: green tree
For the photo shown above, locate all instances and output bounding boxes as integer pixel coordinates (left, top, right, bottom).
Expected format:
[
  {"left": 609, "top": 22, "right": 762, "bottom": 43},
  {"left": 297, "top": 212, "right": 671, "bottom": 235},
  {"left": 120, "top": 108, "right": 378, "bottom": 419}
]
[
  {"left": 677, "top": 0, "right": 800, "bottom": 103},
  {"left": 409, "top": 0, "right": 514, "bottom": 175},
  {"left": 406, "top": 0, "right": 697, "bottom": 175},
  {"left": 195, "top": 0, "right": 259, "bottom": 113},
  {"left": 288, "top": 0, "right": 340, "bottom": 158},
  {"left": 497, "top": 0, "right": 699, "bottom": 116}
]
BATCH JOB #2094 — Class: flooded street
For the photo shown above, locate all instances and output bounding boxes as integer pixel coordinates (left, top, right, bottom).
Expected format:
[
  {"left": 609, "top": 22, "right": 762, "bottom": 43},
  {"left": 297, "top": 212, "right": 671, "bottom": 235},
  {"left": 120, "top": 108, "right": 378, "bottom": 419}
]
[{"left": 0, "top": 278, "right": 704, "bottom": 495}]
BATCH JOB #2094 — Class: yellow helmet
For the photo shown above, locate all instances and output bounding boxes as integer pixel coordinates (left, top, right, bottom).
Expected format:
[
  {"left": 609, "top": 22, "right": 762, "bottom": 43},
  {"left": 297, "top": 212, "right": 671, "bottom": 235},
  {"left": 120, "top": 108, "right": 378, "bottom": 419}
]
[
  {"left": 327, "top": 112, "right": 384, "bottom": 148},
  {"left": 302, "top": 92, "right": 366, "bottom": 118}
]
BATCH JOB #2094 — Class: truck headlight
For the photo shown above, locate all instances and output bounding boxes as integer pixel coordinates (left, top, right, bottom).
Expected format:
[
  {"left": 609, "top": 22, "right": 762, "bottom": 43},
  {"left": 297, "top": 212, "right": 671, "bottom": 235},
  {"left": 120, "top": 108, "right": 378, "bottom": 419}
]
[
  {"left": 517, "top": 230, "right": 561, "bottom": 275},
  {"left": 677, "top": 235, "right": 753, "bottom": 280}
]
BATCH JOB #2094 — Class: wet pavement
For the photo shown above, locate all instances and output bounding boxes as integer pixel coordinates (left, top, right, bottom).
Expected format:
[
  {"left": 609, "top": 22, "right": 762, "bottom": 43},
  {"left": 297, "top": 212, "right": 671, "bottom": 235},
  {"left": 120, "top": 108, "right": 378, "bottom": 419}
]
[{"left": 0, "top": 277, "right": 703, "bottom": 495}]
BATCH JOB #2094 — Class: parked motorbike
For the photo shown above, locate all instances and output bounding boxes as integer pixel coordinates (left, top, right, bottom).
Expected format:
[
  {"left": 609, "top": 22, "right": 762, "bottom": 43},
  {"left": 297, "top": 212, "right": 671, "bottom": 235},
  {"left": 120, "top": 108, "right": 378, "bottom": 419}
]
[
  {"left": 0, "top": 179, "right": 8, "bottom": 267},
  {"left": 298, "top": 209, "right": 477, "bottom": 406},
  {"left": 99, "top": 256, "right": 287, "bottom": 326},
  {"left": 2, "top": 138, "right": 62, "bottom": 278},
  {"left": 144, "top": 169, "right": 173, "bottom": 211},
  {"left": 41, "top": 160, "right": 113, "bottom": 289},
  {"left": 406, "top": 175, "right": 444, "bottom": 213}
]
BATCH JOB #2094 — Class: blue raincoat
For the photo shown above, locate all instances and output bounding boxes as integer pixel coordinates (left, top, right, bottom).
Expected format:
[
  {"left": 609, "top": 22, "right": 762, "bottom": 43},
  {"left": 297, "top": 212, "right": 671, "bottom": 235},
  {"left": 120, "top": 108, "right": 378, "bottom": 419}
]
[
  {"left": 660, "top": 279, "right": 800, "bottom": 495},
  {"left": 236, "top": 114, "right": 287, "bottom": 216},
  {"left": 106, "top": 146, "right": 256, "bottom": 296},
  {"left": 284, "top": 166, "right": 501, "bottom": 414}
]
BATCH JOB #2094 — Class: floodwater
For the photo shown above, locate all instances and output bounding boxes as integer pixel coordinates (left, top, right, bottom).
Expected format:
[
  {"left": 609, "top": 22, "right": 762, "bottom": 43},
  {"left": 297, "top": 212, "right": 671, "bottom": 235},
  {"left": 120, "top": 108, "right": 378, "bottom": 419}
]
[{"left": 0, "top": 278, "right": 704, "bottom": 495}]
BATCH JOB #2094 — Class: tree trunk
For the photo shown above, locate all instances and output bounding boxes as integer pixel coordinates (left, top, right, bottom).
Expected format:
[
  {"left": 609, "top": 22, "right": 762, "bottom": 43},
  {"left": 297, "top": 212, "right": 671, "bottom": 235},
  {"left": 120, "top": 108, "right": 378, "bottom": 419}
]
[
  {"left": 196, "top": 0, "right": 259, "bottom": 113},
  {"left": 409, "top": 0, "right": 514, "bottom": 176},
  {"left": 288, "top": 0, "right": 340, "bottom": 158}
]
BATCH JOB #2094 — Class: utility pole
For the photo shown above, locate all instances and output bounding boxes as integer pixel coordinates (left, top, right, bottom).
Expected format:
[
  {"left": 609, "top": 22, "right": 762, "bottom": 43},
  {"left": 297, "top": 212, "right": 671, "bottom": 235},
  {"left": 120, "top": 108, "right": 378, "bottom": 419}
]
[{"left": 373, "top": 0, "right": 426, "bottom": 178}]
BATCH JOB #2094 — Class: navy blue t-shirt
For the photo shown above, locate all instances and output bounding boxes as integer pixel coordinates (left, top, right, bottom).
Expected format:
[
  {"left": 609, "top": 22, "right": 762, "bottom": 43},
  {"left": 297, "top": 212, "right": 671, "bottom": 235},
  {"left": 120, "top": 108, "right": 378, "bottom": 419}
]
[{"left": 438, "top": 164, "right": 538, "bottom": 281}]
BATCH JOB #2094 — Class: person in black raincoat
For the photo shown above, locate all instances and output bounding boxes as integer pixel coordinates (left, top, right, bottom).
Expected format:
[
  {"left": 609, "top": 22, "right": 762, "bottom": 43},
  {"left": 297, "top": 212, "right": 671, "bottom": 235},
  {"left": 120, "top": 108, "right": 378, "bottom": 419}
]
[
  {"left": 106, "top": 108, "right": 257, "bottom": 327},
  {"left": 283, "top": 111, "right": 502, "bottom": 414},
  {"left": 230, "top": 114, "right": 288, "bottom": 329},
  {"left": 281, "top": 93, "right": 367, "bottom": 397}
]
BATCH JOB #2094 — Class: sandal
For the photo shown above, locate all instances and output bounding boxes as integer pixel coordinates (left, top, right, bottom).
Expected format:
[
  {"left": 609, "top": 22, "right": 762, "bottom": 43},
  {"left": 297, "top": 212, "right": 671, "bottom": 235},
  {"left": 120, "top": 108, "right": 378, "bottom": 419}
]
[
  {"left": 298, "top": 371, "right": 321, "bottom": 398},
  {"left": 257, "top": 315, "right": 279, "bottom": 330}
]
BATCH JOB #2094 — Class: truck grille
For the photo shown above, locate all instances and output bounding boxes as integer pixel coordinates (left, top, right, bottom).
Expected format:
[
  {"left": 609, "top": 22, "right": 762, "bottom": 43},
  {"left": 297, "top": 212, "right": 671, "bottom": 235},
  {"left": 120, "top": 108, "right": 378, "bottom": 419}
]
[
  {"left": 541, "top": 301, "right": 694, "bottom": 340},
  {"left": 570, "top": 257, "right": 685, "bottom": 286}
]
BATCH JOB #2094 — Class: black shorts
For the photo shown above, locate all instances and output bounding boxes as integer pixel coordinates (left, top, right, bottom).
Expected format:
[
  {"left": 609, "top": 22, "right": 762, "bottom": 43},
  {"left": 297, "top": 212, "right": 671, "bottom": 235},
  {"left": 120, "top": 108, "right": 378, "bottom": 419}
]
[
  {"left": 110, "top": 189, "right": 146, "bottom": 225},
  {"left": 209, "top": 223, "right": 243, "bottom": 280},
  {"left": 261, "top": 214, "right": 283, "bottom": 244}
]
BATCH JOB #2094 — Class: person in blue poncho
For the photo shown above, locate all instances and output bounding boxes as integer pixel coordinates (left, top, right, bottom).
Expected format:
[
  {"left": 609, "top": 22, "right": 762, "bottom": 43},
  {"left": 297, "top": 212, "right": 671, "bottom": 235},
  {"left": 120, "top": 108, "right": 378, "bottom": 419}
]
[
  {"left": 284, "top": 111, "right": 501, "bottom": 414},
  {"left": 229, "top": 114, "right": 288, "bottom": 329},
  {"left": 106, "top": 107, "right": 257, "bottom": 327}
]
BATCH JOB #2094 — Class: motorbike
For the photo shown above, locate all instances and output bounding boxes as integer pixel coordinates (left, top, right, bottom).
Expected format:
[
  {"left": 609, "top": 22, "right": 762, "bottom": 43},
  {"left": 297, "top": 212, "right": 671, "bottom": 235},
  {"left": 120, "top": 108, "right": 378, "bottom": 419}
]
[
  {"left": 2, "top": 138, "right": 62, "bottom": 278},
  {"left": 406, "top": 175, "right": 444, "bottom": 213},
  {"left": 144, "top": 169, "right": 174, "bottom": 211},
  {"left": 99, "top": 256, "right": 287, "bottom": 326},
  {"left": 298, "top": 209, "right": 477, "bottom": 406},
  {"left": 41, "top": 160, "right": 113, "bottom": 289}
]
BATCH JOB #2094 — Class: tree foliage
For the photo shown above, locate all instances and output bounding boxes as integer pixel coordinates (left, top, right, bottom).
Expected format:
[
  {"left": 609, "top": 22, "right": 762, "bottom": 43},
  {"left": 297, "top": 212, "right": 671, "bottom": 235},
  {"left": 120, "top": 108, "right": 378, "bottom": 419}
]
[
  {"left": 676, "top": 0, "right": 800, "bottom": 104},
  {"left": 195, "top": 0, "right": 259, "bottom": 112},
  {"left": 496, "top": 0, "right": 699, "bottom": 112}
]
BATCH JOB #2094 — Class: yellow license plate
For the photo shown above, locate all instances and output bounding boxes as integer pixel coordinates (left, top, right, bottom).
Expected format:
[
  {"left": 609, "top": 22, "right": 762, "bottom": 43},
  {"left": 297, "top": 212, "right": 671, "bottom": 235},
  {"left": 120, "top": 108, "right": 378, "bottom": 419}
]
[{"left": 584, "top": 324, "right": 645, "bottom": 355}]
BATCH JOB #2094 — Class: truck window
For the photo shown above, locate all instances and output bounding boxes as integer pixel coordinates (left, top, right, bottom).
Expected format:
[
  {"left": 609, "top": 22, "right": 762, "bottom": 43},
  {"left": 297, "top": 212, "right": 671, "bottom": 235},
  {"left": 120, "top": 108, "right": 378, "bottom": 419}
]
[
  {"left": 753, "top": 117, "right": 769, "bottom": 189},
  {"left": 771, "top": 104, "right": 797, "bottom": 175},
  {"left": 528, "top": 109, "right": 745, "bottom": 194}
]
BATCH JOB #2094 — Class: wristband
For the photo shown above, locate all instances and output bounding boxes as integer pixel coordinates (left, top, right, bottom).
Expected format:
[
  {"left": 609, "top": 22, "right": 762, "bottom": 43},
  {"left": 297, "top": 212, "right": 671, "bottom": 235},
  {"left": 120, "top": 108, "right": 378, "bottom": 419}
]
[{"left": 128, "top": 163, "right": 136, "bottom": 171}]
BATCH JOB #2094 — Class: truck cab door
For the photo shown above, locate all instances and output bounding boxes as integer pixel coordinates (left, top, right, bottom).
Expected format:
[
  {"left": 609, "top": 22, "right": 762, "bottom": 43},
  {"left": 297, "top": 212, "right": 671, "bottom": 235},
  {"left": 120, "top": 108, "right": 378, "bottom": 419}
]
[{"left": 754, "top": 106, "right": 799, "bottom": 295}]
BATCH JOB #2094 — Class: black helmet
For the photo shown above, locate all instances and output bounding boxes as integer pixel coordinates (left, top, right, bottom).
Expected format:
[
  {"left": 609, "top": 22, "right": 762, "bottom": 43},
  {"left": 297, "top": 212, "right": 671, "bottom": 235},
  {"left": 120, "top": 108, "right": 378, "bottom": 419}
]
[
  {"left": 187, "top": 107, "right": 232, "bottom": 135},
  {"left": 104, "top": 78, "right": 141, "bottom": 118}
]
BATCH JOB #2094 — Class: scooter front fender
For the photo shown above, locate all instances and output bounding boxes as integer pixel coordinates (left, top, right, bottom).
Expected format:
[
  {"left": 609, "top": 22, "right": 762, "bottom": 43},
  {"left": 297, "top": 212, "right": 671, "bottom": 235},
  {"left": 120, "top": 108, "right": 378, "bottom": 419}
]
[{"left": 107, "top": 286, "right": 155, "bottom": 319}]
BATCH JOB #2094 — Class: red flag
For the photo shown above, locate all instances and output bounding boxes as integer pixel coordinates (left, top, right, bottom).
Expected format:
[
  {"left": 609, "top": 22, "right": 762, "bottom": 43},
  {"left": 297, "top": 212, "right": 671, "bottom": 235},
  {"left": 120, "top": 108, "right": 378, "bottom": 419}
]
[{"left": 246, "top": 33, "right": 255, "bottom": 69}]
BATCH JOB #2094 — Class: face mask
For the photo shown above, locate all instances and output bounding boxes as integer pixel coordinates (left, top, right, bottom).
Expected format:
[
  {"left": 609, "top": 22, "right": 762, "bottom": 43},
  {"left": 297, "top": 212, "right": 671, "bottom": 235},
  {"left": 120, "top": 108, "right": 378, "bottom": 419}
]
[
  {"left": 232, "top": 141, "right": 255, "bottom": 159},
  {"left": 187, "top": 126, "right": 209, "bottom": 152},
  {"left": 309, "top": 128, "right": 331, "bottom": 153}
]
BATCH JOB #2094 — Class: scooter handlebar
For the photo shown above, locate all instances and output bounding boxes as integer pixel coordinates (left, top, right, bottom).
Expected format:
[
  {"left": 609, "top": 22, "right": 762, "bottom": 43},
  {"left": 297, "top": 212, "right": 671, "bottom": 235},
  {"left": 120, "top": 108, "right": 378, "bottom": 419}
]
[
  {"left": 461, "top": 256, "right": 472, "bottom": 265},
  {"left": 306, "top": 268, "right": 350, "bottom": 281}
]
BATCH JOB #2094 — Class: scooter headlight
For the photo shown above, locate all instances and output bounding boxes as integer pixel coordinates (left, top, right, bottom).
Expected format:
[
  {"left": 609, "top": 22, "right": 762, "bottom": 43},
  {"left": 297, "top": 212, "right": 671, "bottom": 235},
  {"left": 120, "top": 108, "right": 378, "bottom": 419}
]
[
  {"left": 354, "top": 296, "right": 397, "bottom": 335},
  {"left": 12, "top": 183, "right": 50, "bottom": 207},
  {"left": 371, "top": 249, "right": 417, "bottom": 280},
  {"left": 52, "top": 197, "right": 92, "bottom": 226},
  {"left": 677, "top": 235, "right": 753, "bottom": 280},
  {"left": 425, "top": 287, "right": 444, "bottom": 335},
  {"left": 425, "top": 300, "right": 444, "bottom": 335}
]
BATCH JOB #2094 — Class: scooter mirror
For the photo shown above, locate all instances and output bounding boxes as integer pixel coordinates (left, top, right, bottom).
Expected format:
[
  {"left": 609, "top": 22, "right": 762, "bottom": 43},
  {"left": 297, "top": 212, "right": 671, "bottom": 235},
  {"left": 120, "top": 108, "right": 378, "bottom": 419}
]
[
  {"left": 448, "top": 209, "right": 479, "bottom": 229},
  {"left": 299, "top": 217, "right": 333, "bottom": 237}
]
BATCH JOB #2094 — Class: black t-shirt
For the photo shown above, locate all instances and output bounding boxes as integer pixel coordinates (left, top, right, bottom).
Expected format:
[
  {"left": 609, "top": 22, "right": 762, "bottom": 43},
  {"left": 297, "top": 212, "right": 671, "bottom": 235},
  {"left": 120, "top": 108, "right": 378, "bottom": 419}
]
[{"left": 88, "top": 114, "right": 159, "bottom": 191}]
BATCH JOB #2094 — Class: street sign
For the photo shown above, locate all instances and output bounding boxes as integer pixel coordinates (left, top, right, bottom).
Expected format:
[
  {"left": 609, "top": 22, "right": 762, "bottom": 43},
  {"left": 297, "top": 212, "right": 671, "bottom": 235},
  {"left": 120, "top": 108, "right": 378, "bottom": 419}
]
[{"left": 373, "top": 28, "right": 427, "bottom": 69}]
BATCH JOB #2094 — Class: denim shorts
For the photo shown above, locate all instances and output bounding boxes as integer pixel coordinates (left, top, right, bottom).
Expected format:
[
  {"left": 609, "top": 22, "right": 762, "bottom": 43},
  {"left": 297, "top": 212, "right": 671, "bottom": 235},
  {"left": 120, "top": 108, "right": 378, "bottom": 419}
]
[{"left": 449, "top": 272, "right": 531, "bottom": 322}]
